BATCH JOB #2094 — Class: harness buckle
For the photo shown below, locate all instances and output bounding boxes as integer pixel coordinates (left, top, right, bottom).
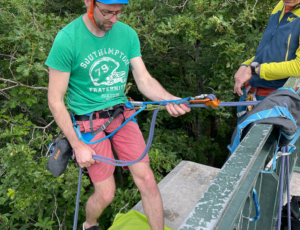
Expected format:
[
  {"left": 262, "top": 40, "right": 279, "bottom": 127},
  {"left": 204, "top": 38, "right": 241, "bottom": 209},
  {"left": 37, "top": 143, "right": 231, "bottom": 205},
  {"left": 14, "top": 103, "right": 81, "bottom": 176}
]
[
  {"left": 106, "top": 110, "right": 111, "bottom": 118},
  {"left": 101, "top": 124, "right": 107, "bottom": 131},
  {"left": 102, "top": 107, "right": 112, "bottom": 112}
]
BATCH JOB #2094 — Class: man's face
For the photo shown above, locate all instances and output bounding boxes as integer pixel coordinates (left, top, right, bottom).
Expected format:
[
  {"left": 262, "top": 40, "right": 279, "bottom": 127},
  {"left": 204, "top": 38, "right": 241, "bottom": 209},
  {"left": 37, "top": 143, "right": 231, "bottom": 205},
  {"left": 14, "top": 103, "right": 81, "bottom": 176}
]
[
  {"left": 283, "top": 0, "right": 300, "bottom": 7},
  {"left": 93, "top": 1, "right": 123, "bottom": 31}
]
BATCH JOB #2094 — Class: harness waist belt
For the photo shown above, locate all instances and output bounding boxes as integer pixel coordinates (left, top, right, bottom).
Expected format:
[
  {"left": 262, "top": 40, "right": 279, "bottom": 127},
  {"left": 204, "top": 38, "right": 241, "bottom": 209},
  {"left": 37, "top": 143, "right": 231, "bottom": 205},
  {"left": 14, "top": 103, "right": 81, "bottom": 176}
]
[
  {"left": 74, "top": 104, "right": 125, "bottom": 121},
  {"left": 74, "top": 112, "right": 112, "bottom": 121}
]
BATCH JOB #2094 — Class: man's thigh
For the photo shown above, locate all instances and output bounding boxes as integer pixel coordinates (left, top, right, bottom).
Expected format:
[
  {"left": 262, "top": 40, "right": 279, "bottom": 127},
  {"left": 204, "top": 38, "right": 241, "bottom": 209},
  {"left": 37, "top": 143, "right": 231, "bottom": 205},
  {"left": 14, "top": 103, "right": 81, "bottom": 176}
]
[
  {"left": 108, "top": 109, "right": 150, "bottom": 169},
  {"left": 128, "top": 162, "right": 153, "bottom": 179},
  {"left": 93, "top": 174, "right": 116, "bottom": 196},
  {"left": 77, "top": 119, "right": 115, "bottom": 183}
]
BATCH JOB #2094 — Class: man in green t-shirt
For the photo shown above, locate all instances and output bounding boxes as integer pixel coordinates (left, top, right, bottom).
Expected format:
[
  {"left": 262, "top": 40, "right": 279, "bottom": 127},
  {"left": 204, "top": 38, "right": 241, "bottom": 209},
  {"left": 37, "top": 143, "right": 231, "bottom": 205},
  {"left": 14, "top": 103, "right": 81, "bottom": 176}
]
[{"left": 46, "top": 0, "right": 190, "bottom": 229}]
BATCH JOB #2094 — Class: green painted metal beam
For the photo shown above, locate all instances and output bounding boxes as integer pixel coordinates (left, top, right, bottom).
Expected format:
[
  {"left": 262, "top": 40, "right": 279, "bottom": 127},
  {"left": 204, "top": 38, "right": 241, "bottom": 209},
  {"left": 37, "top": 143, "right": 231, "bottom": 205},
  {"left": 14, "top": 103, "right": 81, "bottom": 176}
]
[
  {"left": 216, "top": 135, "right": 274, "bottom": 230},
  {"left": 178, "top": 124, "right": 273, "bottom": 230}
]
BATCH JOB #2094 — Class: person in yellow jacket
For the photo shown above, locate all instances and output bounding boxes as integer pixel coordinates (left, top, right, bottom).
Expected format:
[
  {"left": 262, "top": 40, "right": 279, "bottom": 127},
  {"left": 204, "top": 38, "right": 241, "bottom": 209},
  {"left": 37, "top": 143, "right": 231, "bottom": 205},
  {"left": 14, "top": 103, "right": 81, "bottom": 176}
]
[{"left": 234, "top": 0, "right": 300, "bottom": 122}]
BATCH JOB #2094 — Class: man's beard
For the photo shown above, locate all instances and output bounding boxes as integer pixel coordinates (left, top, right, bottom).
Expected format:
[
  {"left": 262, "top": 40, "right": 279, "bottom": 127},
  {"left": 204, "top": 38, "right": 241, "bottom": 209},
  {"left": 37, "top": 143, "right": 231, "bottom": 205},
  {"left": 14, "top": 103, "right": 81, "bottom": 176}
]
[{"left": 96, "top": 20, "right": 113, "bottom": 32}]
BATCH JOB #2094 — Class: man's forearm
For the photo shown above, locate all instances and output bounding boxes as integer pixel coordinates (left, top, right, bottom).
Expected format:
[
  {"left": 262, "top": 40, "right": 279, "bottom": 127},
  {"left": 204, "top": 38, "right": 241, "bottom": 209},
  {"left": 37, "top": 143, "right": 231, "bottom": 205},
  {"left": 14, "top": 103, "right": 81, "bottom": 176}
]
[
  {"left": 48, "top": 101, "right": 81, "bottom": 148},
  {"left": 137, "top": 75, "right": 178, "bottom": 101}
]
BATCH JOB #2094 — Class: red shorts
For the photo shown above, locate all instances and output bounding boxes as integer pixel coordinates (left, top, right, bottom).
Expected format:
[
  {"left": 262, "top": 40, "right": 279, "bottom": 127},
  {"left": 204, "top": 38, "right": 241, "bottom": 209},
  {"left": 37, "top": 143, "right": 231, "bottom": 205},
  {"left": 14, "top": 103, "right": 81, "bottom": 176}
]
[{"left": 76, "top": 108, "right": 149, "bottom": 183}]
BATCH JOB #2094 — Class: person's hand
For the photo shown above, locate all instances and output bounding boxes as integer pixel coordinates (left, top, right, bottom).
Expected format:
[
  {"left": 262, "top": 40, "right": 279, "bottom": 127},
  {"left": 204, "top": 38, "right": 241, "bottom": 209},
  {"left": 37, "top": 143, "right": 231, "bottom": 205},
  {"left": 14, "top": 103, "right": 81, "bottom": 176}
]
[
  {"left": 166, "top": 103, "right": 191, "bottom": 117},
  {"left": 234, "top": 65, "right": 247, "bottom": 81},
  {"left": 234, "top": 66, "right": 252, "bottom": 96},
  {"left": 73, "top": 140, "right": 97, "bottom": 168}
]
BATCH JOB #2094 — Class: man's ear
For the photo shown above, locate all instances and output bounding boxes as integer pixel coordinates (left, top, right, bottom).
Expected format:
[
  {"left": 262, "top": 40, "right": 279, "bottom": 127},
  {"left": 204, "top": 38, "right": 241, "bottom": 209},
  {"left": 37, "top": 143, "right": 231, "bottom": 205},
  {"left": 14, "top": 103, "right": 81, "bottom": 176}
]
[{"left": 84, "top": 0, "right": 92, "bottom": 9}]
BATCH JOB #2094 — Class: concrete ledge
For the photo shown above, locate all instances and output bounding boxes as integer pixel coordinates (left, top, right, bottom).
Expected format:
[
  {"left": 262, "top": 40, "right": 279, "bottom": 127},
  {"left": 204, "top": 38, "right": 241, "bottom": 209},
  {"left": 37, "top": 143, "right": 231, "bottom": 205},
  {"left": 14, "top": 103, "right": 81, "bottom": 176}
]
[
  {"left": 290, "top": 172, "right": 300, "bottom": 197},
  {"left": 132, "top": 161, "right": 219, "bottom": 230}
]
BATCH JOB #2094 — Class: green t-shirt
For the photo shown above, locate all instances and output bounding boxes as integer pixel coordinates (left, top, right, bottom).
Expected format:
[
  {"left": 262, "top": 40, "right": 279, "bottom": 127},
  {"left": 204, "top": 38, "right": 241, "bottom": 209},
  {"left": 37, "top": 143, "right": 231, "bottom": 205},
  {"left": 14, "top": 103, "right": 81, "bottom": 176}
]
[{"left": 45, "top": 15, "right": 141, "bottom": 115}]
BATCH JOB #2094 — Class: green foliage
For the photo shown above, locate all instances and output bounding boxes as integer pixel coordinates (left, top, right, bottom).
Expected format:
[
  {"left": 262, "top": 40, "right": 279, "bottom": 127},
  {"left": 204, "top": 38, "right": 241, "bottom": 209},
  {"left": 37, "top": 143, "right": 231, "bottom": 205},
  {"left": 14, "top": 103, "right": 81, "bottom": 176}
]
[{"left": 0, "top": 0, "right": 279, "bottom": 229}]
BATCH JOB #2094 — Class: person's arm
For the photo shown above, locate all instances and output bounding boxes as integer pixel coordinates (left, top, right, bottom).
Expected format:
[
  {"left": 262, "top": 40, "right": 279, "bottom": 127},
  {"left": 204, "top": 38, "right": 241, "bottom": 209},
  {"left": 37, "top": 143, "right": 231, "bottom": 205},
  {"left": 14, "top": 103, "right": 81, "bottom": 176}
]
[
  {"left": 241, "top": 56, "right": 255, "bottom": 67},
  {"left": 259, "top": 45, "right": 300, "bottom": 80},
  {"left": 233, "top": 56, "right": 256, "bottom": 96},
  {"left": 233, "top": 45, "right": 300, "bottom": 95},
  {"left": 130, "top": 57, "right": 190, "bottom": 117},
  {"left": 234, "top": 66, "right": 253, "bottom": 96},
  {"left": 48, "top": 67, "right": 96, "bottom": 168}
]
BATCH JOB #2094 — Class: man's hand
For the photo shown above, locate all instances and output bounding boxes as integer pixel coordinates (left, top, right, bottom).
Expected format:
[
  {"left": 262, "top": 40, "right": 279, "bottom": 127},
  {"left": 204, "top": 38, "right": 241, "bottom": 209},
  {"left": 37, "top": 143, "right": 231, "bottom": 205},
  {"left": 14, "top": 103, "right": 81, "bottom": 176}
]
[
  {"left": 166, "top": 103, "right": 191, "bottom": 117},
  {"left": 73, "top": 141, "right": 97, "bottom": 168},
  {"left": 130, "top": 57, "right": 191, "bottom": 116},
  {"left": 234, "top": 66, "right": 252, "bottom": 96}
]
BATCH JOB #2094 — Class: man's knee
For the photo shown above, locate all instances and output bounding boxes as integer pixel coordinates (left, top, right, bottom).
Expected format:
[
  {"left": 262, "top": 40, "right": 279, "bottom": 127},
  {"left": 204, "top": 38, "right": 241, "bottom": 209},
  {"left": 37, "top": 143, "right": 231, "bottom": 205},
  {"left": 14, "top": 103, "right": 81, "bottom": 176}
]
[
  {"left": 93, "top": 178, "right": 116, "bottom": 206},
  {"left": 94, "top": 188, "right": 115, "bottom": 206},
  {"left": 102, "top": 192, "right": 115, "bottom": 205},
  {"left": 135, "top": 172, "right": 158, "bottom": 194}
]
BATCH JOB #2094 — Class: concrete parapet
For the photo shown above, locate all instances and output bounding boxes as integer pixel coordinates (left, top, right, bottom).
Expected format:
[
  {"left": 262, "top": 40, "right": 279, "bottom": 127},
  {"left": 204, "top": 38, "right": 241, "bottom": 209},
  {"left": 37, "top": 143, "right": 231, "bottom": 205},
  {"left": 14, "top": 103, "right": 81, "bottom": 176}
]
[{"left": 132, "top": 160, "right": 220, "bottom": 230}]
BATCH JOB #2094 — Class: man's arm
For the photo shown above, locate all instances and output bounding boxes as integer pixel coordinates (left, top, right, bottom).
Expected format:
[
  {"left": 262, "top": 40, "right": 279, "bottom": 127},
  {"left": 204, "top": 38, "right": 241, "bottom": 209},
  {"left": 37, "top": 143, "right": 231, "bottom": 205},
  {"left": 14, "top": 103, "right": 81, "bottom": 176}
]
[
  {"left": 130, "top": 57, "right": 190, "bottom": 117},
  {"left": 48, "top": 67, "right": 96, "bottom": 168}
]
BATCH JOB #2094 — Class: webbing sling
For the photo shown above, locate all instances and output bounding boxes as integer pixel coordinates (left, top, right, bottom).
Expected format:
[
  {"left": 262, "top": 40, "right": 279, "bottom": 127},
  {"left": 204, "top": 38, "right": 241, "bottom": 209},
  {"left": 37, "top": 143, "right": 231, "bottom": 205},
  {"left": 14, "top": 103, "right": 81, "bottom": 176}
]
[
  {"left": 90, "top": 107, "right": 125, "bottom": 136},
  {"left": 262, "top": 128, "right": 300, "bottom": 173},
  {"left": 72, "top": 104, "right": 146, "bottom": 145}
]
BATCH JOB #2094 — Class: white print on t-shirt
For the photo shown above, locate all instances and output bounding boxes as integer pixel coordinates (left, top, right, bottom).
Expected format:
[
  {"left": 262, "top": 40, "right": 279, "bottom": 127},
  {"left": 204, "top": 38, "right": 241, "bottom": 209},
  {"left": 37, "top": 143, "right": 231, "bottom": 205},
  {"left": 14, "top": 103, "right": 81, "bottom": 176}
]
[
  {"left": 89, "top": 57, "right": 126, "bottom": 86},
  {"left": 89, "top": 84, "right": 126, "bottom": 93},
  {"left": 80, "top": 48, "right": 130, "bottom": 69}
]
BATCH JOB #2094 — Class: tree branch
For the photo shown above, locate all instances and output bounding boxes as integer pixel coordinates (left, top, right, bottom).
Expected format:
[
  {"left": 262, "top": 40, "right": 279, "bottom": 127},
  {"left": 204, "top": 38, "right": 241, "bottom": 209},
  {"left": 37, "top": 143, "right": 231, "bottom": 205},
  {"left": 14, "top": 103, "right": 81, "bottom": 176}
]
[
  {"left": 33, "top": 120, "right": 55, "bottom": 131},
  {"left": 0, "top": 91, "right": 10, "bottom": 99},
  {"left": 0, "top": 85, "right": 18, "bottom": 91},
  {"left": 0, "top": 54, "right": 17, "bottom": 60},
  {"left": 0, "top": 78, "right": 48, "bottom": 90},
  {"left": 165, "top": 0, "right": 189, "bottom": 12},
  {"left": 51, "top": 191, "right": 62, "bottom": 229},
  {"left": 9, "top": 47, "right": 19, "bottom": 80},
  {"left": 252, "top": 0, "right": 258, "bottom": 13}
]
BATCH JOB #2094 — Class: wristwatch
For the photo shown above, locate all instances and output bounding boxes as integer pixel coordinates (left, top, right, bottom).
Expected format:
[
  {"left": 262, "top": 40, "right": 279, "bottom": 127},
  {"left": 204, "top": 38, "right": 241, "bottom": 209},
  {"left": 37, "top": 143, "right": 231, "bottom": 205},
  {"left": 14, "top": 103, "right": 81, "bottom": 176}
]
[{"left": 250, "top": 62, "right": 259, "bottom": 75}]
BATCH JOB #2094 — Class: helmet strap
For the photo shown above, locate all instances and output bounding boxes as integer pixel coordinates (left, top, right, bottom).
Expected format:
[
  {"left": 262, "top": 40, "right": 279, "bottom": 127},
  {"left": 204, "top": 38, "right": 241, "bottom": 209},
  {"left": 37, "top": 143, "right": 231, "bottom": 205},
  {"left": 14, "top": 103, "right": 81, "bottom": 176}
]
[{"left": 87, "top": 0, "right": 100, "bottom": 29}]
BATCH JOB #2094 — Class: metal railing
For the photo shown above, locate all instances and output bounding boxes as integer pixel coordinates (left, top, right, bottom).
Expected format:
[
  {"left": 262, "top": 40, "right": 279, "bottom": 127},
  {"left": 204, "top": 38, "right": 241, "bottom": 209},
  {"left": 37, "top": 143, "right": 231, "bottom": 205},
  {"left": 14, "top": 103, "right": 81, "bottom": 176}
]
[{"left": 178, "top": 77, "right": 300, "bottom": 230}]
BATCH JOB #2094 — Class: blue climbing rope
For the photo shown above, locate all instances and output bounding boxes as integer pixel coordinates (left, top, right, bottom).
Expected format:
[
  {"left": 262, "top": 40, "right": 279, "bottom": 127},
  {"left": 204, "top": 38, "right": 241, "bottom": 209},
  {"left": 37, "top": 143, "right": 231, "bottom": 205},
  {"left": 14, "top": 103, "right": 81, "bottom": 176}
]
[
  {"left": 71, "top": 95, "right": 263, "bottom": 229},
  {"left": 59, "top": 89, "right": 300, "bottom": 229},
  {"left": 71, "top": 96, "right": 261, "bottom": 166}
]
